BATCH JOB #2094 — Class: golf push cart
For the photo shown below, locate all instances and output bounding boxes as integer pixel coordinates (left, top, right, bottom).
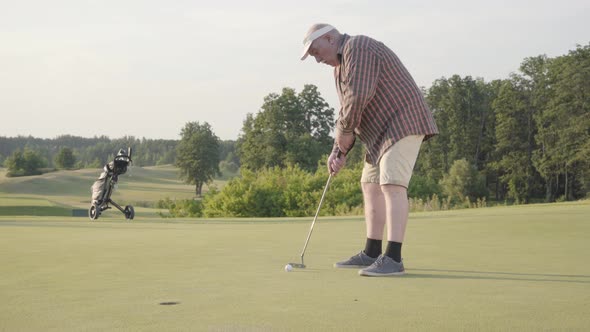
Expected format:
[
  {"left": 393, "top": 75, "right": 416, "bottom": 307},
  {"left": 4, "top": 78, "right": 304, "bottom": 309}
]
[{"left": 89, "top": 147, "right": 134, "bottom": 221}]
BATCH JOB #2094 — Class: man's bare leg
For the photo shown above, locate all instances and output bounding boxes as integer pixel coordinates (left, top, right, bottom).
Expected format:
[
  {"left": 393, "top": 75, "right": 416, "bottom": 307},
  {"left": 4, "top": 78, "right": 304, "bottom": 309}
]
[
  {"left": 382, "top": 184, "right": 409, "bottom": 262},
  {"left": 360, "top": 182, "right": 386, "bottom": 258}
]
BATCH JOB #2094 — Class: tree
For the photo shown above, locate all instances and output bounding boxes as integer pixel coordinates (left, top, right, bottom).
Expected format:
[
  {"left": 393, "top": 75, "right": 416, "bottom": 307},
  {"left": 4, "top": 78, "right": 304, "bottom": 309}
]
[
  {"left": 22, "top": 149, "right": 47, "bottom": 175},
  {"left": 238, "top": 85, "right": 335, "bottom": 172},
  {"left": 157, "top": 148, "right": 176, "bottom": 165},
  {"left": 218, "top": 140, "right": 240, "bottom": 177},
  {"left": 54, "top": 147, "right": 76, "bottom": 169},
  {"left": 440, "top": 159, "right": 487, "bottom": 204},
  {"left": 417, "top": 76, "right": 495, "bottom": 187},
  {"left": 4, "top": 148, "right": 46, "bottom": 176},
  {"left": 175, "top": 122, "right": 221, "bottom": 197},
  {"left": 4, "top": 150, "right": 26, "bottom": 175},
  {"left": 436, "top": 76, "right": 489, "bottom": 166},
  {"left": 533, "top": 44, "right": 590, "bottom": 200},
  {"left": 490, "top": 77, "right": 539, "bottom": 203}
]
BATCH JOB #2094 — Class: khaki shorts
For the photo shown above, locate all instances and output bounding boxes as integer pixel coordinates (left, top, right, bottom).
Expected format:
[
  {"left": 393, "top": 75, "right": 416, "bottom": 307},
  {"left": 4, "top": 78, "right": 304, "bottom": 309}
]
[{"left": 360, "top": 135, "right": 425, "bottom": 187}]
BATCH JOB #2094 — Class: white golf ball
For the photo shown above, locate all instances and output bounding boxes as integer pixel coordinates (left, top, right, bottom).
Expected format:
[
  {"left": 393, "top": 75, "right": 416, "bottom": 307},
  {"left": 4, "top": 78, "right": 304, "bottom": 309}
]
[{"left": 284, "top": 264, "right": 293, "bottom": 272}]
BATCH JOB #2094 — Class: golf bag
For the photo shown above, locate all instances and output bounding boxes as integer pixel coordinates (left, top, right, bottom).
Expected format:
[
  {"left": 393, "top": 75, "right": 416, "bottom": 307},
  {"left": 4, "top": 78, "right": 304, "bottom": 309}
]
[{"left": 89, "top": 148, "right": 134, "bottom": 220}]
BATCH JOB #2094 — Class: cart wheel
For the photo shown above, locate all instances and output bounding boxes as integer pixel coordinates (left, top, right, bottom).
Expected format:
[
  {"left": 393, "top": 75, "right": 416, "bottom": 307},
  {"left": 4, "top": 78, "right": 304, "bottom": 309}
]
[
  {"left": 89, "top": 205, "right": 100, "bottom": 221},
  {"left": 124, "top": 205, "right": 135, "bottom": 220}
]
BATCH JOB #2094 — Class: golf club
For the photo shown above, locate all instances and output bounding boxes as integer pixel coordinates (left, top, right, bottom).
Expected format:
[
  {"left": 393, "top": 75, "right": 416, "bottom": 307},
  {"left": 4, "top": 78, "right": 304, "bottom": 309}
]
[{"left": 288, "top": 161, "right": 337, "bottom": 269}]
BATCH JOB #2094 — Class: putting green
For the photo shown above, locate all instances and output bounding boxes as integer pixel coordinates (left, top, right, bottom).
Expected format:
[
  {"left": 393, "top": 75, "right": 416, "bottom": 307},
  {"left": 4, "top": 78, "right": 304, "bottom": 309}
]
[{"left": 1, "top": 201, "right": 589, "bottom": 331}]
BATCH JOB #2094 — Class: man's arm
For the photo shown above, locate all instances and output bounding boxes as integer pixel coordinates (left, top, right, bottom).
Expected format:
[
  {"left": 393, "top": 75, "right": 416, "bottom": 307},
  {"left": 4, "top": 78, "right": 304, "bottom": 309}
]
[{"left": 336, "top": 45, "right": 380, "bottom": 135}]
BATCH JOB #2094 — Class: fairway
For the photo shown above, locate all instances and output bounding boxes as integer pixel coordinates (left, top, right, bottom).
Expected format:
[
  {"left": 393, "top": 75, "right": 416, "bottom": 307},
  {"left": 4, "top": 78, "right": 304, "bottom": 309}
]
[
  {"left": 1, "top": 202, "right": 589, "bottom": 331},
  {"left": 0, "top": 165, "right": 214, "bottom": 218}
]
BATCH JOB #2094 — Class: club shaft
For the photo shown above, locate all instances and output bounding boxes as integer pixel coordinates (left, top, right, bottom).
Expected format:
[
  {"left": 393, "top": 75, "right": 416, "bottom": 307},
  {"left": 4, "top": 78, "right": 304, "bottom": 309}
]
[{"left": 300, "top": 173, "right": 332, "bottom": 261}]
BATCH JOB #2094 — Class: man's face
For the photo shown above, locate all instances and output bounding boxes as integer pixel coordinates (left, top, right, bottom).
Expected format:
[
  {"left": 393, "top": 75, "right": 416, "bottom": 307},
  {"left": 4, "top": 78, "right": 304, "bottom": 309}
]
[{"left": 308, "top": 35, "right": 339, "bottom": 67}]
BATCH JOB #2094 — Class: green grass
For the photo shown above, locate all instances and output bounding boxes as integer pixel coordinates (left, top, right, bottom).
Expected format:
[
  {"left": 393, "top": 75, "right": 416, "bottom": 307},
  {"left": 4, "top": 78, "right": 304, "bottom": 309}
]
[
  {"left": 0, "top": 195, "right": 73, "bottom": 216},
  {"left": 1, "top": 201, "right": 589, "bottom": 331},
  {"left": 0, "top": 196, "right": 54, "bottom": 206},
  {"left": 0, "top": 206, "right": 74, "bottom": 216}
]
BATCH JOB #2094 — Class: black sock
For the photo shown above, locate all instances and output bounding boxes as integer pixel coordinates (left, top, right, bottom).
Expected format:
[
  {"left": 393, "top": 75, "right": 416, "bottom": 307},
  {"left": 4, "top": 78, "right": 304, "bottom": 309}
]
[
  {"left": 385, "top": 241, "right": 402, "bottom": 263},
  {"left": 363, "top": 238, "right": 382, "bottom": 258}
]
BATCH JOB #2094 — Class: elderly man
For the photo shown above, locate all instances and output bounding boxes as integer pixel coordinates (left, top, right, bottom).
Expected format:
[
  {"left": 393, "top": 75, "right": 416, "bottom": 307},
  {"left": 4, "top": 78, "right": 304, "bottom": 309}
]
[{"left": 301, "top": 23, "right": 438, "bottom": 277}]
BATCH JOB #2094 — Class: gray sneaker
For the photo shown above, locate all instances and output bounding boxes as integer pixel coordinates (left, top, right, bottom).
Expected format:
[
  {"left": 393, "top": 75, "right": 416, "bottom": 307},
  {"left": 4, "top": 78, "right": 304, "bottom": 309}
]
[
  {"left": 334, "top": 251, "right": 378, "bottom": 268},
  {"left": 358, "top": 255, "right": 405, "bottom": 277}
]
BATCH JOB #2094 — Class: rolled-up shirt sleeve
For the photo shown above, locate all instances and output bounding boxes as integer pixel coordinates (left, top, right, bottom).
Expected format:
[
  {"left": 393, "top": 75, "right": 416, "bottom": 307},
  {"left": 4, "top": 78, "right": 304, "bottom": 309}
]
[{"left": 337, "top": 46, "right": 380, "bottom": 134}]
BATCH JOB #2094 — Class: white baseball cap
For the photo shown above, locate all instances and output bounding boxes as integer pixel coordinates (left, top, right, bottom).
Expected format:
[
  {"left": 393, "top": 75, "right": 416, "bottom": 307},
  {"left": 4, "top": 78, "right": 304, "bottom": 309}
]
[{"left": 300, "top": 25, "right": 335, "bottom": 60}]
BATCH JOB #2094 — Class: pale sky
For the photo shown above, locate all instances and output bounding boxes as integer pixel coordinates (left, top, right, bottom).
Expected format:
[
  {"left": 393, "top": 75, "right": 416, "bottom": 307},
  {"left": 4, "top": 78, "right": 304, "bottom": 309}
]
[{"left": 1, "top": 0, "right": 588, "bottom": 141}]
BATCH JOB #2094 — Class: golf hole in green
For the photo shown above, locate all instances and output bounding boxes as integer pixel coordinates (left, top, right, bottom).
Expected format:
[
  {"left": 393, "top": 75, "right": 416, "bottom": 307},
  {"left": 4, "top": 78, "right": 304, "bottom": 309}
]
[{"left": 159, "top": 302, "right": 180, "bottom": 306}]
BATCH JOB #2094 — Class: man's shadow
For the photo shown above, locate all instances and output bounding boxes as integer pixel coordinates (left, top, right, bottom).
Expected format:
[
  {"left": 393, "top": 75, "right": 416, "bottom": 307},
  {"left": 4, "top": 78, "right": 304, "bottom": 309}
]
[{"left": 406, "top": 268, "right": 590, "bottom": 284}]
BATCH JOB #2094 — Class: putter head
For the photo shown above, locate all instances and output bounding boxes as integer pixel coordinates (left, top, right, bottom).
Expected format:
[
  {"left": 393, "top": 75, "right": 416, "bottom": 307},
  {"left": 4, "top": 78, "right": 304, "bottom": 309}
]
[{"left": 288, "top": 262, "right": 306, "bottom": 269}]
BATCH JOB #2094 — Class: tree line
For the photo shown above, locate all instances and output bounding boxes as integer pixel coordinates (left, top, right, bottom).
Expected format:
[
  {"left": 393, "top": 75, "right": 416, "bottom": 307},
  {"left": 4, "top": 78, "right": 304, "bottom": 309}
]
[
  {"left": 2, "top": 43, "right": 588, "bottom": 212},
  {"left": 0, "top": 135, "right": 178, "bottom": 170},
  {"left": 417, "top": 43, "right": 589, "bottom": 203}
]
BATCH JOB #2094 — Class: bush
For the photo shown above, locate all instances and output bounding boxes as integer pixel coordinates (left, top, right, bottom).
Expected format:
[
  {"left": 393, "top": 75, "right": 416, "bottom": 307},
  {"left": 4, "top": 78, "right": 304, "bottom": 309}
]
[
  {"left": 409, "top": 175, "right": 442, "bottom": 199},
  {"left": 440, "top": 159, "right": 487, "bottom": 204},
  {"left": 54, "top": 147, "right": 76, "bottom": 169},
  {"left": 157, "top": 198, "right": 203, "bottom": 218},
  {"left": 5, "top": 169, "right": 28, "bottom": 177},
  {"left": 172, "top": 158, "right": 496, "bottom": 218},
  {"left": 219, "top": 160, "right": 239, "bottom": 178},
  {"left": 322, "top": 163, "right": 363, "bottom": 216},
  {"left": 202, "top": 167, "right": 298, "bottom": 217},
  {"left": 409, "top": 193, "right": 487, "bottom": 212},
  {"left": 88, "top": 158, "right": 103, "bottom": 168},
  {"left": 201, "top": 164, "right": 364, "bottom": 218},
  {"left": 4, "top": 149, "right": 47, "bottom": 176},
  {"left": 133, "top": 201, "right": 154, "bottom": 208}
]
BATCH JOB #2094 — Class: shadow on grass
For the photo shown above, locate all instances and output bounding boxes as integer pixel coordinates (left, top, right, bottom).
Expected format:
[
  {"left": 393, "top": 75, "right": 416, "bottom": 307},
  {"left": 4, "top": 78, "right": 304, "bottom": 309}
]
[{"left": 406, "top": 268, "right": 590, "bottom": 284}]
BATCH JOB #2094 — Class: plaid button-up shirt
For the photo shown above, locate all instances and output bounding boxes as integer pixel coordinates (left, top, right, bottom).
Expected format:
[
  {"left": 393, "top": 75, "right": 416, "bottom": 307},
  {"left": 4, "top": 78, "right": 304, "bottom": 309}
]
[{"left": 334, "top": 34, "right": 438, "bottom": 165}]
